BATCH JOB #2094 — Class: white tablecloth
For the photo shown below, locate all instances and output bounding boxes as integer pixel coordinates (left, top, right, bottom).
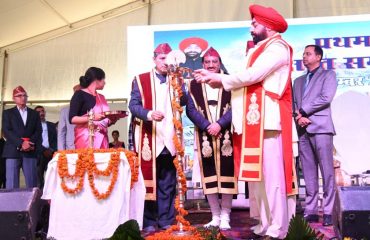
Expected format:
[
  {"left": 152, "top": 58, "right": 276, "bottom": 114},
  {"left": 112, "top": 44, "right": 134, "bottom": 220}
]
[{"left": 42, "top": 152, "right": 146, "bottom": 240}]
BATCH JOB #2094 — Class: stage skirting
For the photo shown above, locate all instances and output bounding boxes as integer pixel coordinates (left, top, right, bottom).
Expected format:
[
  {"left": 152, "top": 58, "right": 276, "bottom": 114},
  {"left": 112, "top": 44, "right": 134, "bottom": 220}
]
[{"left": 42, "top": 151, "right": 145, "bottom": 240}]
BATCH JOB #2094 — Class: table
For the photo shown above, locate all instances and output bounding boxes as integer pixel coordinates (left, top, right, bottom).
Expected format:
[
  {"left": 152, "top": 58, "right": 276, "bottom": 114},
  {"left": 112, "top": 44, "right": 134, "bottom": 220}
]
[{"left": 42, "top": 151, "right": 145, "bottom": 240}]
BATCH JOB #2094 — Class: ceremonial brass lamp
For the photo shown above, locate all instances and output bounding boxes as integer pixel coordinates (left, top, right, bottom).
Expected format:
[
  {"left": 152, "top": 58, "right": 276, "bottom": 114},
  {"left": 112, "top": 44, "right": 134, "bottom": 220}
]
[{"left": 167, "top": 50, "right": 193, "bottom": 236}]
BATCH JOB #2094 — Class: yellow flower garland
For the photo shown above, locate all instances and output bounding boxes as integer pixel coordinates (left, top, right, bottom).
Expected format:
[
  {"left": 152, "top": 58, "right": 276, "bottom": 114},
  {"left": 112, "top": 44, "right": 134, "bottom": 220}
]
[{"left": 57, "top": 148, "right": 140, "bottom": 200}]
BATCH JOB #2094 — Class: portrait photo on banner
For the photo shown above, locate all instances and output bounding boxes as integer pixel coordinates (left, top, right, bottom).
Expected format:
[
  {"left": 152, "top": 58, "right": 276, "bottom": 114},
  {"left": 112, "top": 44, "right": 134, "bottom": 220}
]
[{"left": 127, "top": 14, "right": 370, "bottom": 174}]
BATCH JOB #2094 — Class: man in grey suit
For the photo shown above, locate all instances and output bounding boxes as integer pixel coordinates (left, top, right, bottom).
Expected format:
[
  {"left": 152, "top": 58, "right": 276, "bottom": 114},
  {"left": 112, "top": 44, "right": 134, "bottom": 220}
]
[
  {"left": 57, "top": 84, "right": 80, "bottom": 150},
  {"left": 293, "top": 45, "right": 337, "bottom": 226},
  {"left": 58, "top": 106, "right": 75, "bottom": 150}
]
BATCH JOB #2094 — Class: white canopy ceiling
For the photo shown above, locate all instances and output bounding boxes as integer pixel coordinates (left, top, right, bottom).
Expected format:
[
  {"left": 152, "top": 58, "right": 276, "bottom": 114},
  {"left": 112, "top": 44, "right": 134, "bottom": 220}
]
[{"left": 0, "top": 0, "right": 138, "bottom": 48}]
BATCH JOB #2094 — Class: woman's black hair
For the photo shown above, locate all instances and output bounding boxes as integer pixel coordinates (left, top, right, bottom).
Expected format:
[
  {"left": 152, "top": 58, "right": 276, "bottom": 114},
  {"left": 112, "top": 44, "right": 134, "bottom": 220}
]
[{"left": 79, "top": 67, "right": 105, "bottom": 88}]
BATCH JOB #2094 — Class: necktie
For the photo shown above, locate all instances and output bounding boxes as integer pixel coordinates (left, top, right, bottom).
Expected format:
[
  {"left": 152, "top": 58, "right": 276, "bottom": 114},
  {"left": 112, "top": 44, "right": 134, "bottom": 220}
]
[
  {"left": 304, "top": 72, "right": 312, "bottom": 92},
  {"left": 156, "top": 73, "right": 167, "bottom": 84},
  {"left": 208, "top": 100, "right": 218, "bottom": 106}
]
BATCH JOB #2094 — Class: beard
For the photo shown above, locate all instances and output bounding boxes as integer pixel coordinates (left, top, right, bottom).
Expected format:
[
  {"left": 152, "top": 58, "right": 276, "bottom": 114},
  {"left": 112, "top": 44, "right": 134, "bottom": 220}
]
[
  {"left": 185, "top": 52, "right": 201, "bottom": 59},
  {"left": 251, "top": 29, "right": 268, "bottom": 44}
]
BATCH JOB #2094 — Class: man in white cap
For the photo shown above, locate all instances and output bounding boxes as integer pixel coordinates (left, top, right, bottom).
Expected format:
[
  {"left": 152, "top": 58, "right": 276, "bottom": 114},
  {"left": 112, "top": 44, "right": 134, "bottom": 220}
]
[{"left": 2, "top": 86, "right": 42, "bottom": 189}]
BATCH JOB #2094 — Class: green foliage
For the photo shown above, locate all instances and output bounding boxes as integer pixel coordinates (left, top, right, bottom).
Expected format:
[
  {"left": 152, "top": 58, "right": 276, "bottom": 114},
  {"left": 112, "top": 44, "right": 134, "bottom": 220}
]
[
  {"left": 109, "top": 220, "right": 144, "bottom": 240},
  {"left": 285, "top": 215, "right": 324, "bottom": 240},
  {"left": 196, "top": 226, "right": 227, "bottom": 240}
]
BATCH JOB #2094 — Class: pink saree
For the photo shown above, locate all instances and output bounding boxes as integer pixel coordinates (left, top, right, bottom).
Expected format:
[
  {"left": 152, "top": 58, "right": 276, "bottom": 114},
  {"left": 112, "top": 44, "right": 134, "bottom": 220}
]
[{"left": 74, "top": 93, "right": 110, "bottom": 149}]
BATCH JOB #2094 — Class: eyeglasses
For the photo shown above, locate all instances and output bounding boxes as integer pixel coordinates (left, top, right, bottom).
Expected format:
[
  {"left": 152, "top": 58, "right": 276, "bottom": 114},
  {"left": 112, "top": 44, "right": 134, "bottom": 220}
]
[{"left": 14, "top": 94, "right": 28, "bottom": 98}]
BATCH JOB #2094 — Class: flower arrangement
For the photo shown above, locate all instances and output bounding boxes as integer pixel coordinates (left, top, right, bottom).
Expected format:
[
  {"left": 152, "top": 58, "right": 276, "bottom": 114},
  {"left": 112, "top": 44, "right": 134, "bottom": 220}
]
[
  {"left": 145, "top": 66, "right": 216, "bottom": 239},
  {"left": 146, "top": 226, "right": 226, "bottom": 240},
  {"left": 57, "top": 148, "right": 140, "bottom": 200}
]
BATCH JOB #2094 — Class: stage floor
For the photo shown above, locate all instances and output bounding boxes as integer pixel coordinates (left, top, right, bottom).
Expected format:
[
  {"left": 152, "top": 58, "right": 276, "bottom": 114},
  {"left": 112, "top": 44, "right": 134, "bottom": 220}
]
[{"left": 143, "top": 209, "right": 336, "bottom": 239}]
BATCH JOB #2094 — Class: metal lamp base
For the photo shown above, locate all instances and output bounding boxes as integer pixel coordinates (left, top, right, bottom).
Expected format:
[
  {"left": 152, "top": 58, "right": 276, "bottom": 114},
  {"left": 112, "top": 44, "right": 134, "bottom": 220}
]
[{"left": 171, "top": 230, "right": 192, "bottom": 236}]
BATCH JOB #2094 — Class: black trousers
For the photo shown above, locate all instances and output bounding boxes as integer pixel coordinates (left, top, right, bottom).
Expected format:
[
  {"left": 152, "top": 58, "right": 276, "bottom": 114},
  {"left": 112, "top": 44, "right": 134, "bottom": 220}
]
[
  {"left": 143, "top": 150, "right": 177, "bottom": 228},
  {"left": 37, "top": 149, "right": 53, "bottom": 189},
  {"left": 0, "top": 157, "right": 6, "bottom": 188}
]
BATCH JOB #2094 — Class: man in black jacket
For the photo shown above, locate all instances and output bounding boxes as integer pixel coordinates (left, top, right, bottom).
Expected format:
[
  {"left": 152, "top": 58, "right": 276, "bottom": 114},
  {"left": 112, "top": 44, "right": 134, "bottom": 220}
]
[
  {"left": 2, "top": 86, "right": 42, "bottom": 189},
  {"left": 35, "top": 105, "right": 57, "bottom": 189}
]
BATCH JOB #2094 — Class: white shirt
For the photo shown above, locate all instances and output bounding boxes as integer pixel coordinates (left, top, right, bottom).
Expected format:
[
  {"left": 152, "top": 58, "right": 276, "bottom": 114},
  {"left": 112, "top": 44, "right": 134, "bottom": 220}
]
[
  {"left": 146, "top": 70, "right": 176, "bottom": 156},
  {"left": 41, "top": 121, "right": 50, "bottom": 148},
  {"left": 153, "top": 73, "right": 176, "bottom": 156},
  {"left": 205, "top": 84, "right": 219, "bottom": 122},
  {"left": 17, "top": 106, "right": 27, "bottom": 125}
]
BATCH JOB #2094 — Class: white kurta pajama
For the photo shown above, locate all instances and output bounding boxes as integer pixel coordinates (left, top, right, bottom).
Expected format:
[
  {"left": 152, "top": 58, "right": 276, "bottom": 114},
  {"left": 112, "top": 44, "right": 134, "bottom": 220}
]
[{"left": 221, "top": 33, "right": 292, "bottom": 239}]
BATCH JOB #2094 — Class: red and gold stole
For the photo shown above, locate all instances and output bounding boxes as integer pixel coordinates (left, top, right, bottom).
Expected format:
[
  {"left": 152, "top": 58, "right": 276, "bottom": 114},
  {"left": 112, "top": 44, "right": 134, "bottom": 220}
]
[
  {"left": 136, "top": 71, "right": 157, "bottom": 200},
  {"left": 237, "top": 35, "right": 294, "bottom": 194}
]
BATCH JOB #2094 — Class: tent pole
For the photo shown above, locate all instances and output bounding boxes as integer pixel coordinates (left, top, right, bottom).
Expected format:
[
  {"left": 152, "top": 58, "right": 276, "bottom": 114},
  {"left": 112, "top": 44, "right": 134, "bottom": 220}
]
[{"left": 0, "top": 50, "right": 8, "bottom": 131}]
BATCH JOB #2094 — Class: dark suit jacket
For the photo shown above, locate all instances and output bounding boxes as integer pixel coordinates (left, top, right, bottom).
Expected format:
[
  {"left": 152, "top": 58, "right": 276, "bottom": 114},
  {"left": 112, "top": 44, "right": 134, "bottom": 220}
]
[
  {"left": 43, "top": 121, "right": 57, "bottom": 152},
  {"left": 293, "top": 67, "right": 337, "bottom": 135},
  {"left": 2, "top": 107, "right": 42, "bottom": 158}
]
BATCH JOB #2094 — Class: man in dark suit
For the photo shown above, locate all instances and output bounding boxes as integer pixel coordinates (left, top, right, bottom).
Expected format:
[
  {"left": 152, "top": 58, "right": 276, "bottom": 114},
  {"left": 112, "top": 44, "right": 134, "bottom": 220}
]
[
  {"left": 34, "top": 105, "right": 57, "bottom": 189},
  {"left": 2, "top": 86, "right": 42, "bottom": 189},
  {"left": 293, "top": 45, "right": 337, "bottom": 226}
]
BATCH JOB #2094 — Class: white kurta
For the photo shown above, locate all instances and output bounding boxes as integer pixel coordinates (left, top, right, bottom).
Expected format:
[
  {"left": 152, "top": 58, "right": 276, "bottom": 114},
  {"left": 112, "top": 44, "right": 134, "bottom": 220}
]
[
  {"left": 145, "top": 71, "right": 176, "bottom": 157},
  {"left": 220, "top": 34, "right": 292, "bottom": 239},
  {"left": 42, "top": 152, "right": 146, "bottom": 240},
  {"left": 221, "top": 33, "right": 290, "bottom": 134},
  {"left": 153, "top": 74, "right": 176, "bottom": 156}
]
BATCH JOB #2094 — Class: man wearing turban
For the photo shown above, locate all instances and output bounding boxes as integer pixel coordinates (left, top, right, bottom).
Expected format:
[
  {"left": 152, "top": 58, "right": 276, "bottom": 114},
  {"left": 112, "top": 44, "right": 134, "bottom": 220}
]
[
  {"left": 179, "top": 37, "right": 229, "bottom": 74},
  {"left": 194, "top": 4, "right": 295, "bottom": 239}
]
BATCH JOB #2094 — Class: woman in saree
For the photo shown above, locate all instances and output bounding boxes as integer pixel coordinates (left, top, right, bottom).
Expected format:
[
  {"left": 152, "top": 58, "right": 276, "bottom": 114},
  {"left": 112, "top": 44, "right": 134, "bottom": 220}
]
[{"left": 69, "top": 67, "right": 118, "bottom": 149}]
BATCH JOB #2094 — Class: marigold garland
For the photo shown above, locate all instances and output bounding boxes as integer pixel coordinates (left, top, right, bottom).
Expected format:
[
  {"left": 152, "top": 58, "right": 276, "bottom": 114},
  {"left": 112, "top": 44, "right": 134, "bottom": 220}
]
[
  {"left": 146, "top": 71, "right": 193, "bottom": 239},
  {"left": 57, "top": 148, "right": 140, "bottom": 200},
  {"left": 145, "top": 69, "right": 227, "bottom": 240},
  {"left": 57, "top": 151, "right": 86, "bottom": 195}
]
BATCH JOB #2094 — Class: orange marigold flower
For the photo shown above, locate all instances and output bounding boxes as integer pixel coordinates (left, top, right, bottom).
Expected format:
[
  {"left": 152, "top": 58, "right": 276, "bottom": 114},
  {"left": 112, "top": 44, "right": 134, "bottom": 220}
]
[{"left": 57, "top": 148, "right": 139, "bottom": 200}]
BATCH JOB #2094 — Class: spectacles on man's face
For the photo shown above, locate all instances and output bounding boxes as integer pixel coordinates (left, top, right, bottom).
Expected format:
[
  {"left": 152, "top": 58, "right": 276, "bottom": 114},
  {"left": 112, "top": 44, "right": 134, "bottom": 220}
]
[{"left": 14, "top": 94, "right": 28, "bottom": 98}]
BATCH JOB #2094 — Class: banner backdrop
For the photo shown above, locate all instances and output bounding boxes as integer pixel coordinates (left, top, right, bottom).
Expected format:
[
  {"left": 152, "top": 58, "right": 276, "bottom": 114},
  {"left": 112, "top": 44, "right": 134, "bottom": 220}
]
[{"left": 127, "top": 14, "right": 370, "bottom": 175}]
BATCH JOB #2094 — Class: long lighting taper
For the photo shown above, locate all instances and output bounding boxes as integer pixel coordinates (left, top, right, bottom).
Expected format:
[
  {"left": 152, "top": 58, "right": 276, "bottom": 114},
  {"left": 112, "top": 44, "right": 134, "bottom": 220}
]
[{"left": 167, "top": 58, "right": 193, "bottom": 235}]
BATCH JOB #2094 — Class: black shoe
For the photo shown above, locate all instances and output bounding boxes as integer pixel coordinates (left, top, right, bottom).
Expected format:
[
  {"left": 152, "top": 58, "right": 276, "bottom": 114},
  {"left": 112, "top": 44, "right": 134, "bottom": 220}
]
[
  {"left": 160, "top": 225, "right": 172, "bottom": 230},
  {"left": 323, "top": 214, "right": 333, "bottom": 226},
  {"left": 247, "top": 232, "right": 263, "bottom": 240},
  {"left": 304, "top": 214, "right": 319, "bottom": 223},
  {"left": 141, "top": 225, "right": 156, "bottom": 237},
  {"left": 261, "top": 236, "right": 280, "bottom": 240},
  {"left": 143, "top": 225, "right": 156, "bottom": 233}
]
